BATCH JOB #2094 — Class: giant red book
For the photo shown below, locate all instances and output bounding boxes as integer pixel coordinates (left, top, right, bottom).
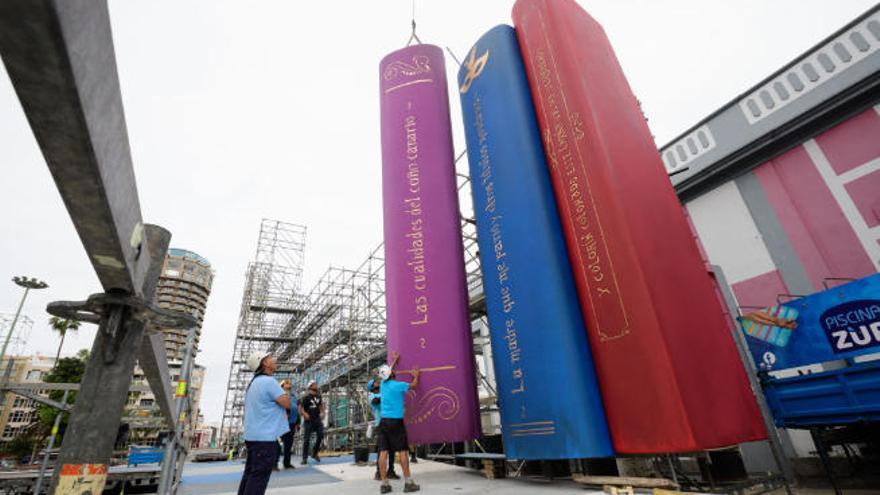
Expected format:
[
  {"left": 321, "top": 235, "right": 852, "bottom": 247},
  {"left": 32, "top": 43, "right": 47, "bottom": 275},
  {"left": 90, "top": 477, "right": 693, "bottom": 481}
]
[{"left": 513, "top": 0, "right": 766, "bottom": 453}]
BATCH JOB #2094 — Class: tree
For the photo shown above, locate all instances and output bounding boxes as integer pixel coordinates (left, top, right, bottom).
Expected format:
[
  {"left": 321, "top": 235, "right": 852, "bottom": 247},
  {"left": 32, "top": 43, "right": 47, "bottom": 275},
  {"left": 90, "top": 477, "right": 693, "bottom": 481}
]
[
  {"left": 48, "top": 317, "right": 81, "bottom": 366},
  {"left": 2, "top": 432, "right": 35, "bottom": 461},
  {"left": 35, "top": 351, "right": 88, "bottom": 447}
]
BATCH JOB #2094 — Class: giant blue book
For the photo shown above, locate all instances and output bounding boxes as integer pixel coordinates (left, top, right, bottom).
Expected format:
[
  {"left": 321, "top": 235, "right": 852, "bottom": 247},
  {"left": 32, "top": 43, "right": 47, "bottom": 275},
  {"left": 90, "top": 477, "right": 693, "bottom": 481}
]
[{"left": 457, "top": 25, "right": 613, "bottom": 459}]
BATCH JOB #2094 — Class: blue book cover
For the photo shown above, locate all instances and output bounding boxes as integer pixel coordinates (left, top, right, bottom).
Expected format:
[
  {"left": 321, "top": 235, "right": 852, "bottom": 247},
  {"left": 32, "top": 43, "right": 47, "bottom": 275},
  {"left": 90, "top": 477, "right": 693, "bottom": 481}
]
[{"left": 457, "top": 25, "right": 613, "bottom": 459}]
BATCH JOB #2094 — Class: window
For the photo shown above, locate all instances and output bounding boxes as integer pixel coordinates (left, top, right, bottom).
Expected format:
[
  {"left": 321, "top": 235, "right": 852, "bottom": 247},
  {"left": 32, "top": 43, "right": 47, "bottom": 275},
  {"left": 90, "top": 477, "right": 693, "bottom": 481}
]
[
  {"left": 26, "top": 370, "right": 43, "bottom": 381},
  {"left": 9, "top": 411, "right": 28, "bottom": 423},
  {"left": 139, "top": 398, "right": 154, "bottom": 407},
  {"left": 8, "top": 410, "right": 29, "bottom": 423}
]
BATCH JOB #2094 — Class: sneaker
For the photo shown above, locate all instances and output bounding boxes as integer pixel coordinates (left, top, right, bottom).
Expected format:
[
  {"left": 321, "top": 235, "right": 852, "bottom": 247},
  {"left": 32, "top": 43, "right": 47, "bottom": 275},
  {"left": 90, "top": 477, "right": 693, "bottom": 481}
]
[
  {"left": 300, "top": 460, "right": 308, "bottom": 465},
  {"left": 380, "top": 483, "right": 393, "bottom": 494},
  {"left": 273, "top": 466, "right": 280, "bottom": 472},
  {"left": 403, "top": 480, "right": 420, "bottom": 493},
  {"left": 284, "top": 464, "right": 295, "bottom": 470},
  {"left": 387, "top": 472, "right": 400, "bottom": 480}
]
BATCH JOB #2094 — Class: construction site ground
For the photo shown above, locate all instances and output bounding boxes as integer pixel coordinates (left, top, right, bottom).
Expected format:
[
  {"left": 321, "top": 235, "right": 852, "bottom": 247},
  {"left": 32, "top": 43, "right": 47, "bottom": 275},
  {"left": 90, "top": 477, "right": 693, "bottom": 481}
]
[
  {"left": 177, "top": 455, "right": 880, "bottom": 494},
  {"left": 178, "top": 454, "right": 604, "bottom": 494}
]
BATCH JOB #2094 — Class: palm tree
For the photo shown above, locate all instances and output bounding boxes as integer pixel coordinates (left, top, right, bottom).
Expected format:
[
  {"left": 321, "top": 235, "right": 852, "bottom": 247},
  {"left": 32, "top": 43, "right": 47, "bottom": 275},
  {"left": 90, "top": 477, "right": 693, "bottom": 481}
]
[{"left": 48, "top": 317, "right": 81, "bottom": 366}]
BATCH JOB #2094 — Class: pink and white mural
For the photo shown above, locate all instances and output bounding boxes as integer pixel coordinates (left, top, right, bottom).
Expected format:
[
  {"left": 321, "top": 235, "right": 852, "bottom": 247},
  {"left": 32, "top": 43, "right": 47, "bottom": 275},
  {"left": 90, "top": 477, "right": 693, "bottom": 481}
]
[{"left": 687, "top": 105, "right": 880, "bottom": 310}]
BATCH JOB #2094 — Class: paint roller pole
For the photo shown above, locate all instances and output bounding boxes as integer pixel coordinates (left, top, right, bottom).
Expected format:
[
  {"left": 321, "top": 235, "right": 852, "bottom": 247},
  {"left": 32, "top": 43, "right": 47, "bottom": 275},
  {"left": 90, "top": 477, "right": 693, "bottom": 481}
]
[
  {"left": 158, "top": 326, "right": 197, "bottom": 494},
  {"left": 34, "top": 389, "right": 69, "bottom": 495}
]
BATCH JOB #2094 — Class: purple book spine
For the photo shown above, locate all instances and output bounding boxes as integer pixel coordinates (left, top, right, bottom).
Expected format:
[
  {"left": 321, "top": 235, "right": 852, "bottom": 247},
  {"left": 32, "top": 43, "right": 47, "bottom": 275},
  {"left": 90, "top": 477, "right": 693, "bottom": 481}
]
[{"left": 379, "top": 44, "right": 480, "bottom": 444}]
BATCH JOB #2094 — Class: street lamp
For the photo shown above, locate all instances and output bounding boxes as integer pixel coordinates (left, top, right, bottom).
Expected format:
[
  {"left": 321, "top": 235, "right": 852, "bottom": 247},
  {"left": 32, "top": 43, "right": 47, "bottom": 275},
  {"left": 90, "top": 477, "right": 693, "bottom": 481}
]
[{"left": 1, "top": 276, "right": 49, "bottom": 367}]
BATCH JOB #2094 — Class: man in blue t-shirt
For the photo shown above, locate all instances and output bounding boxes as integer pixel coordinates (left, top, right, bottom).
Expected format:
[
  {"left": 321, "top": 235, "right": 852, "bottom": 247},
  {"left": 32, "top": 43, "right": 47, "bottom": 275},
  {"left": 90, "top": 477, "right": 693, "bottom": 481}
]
[
  {"left": 377, "top": 352, "right": 420, "bottom": 493},
  {"left": 238, "top": 352, "right": 290, "bottom": 495},
  {"left": 368, "top": 379, "right": 398, "bottom": 481}
]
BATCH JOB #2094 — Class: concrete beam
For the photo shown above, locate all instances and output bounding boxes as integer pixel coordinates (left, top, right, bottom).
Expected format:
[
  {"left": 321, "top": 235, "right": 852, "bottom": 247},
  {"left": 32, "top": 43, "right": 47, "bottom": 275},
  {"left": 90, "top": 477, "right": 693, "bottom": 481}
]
[
  {"left": 137, "top": 332, "right": 176, "bottom": 428},
  {"left": 0, "top": 382, "right": 151, "bottom": 392},
  {"left": 50, "top": 225, "right": 170, "bottom": 491},
  {"left": 0, "top": 0, "right": 150, "bottom": 295},
  {"left": 0, "top": 0, "right": 178, "bottom": 432}
]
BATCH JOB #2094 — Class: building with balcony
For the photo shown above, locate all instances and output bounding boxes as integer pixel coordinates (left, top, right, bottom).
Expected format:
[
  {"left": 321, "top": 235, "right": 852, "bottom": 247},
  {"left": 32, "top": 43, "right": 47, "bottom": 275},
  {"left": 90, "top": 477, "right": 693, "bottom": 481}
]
[
  {"left": 0, "top": 355, "right": 55, "bottom": 447},
  {"left": 155, "top": 248, "right": 214, "bottom": 361},
  {"left": 121, "top": 248, "right": 214, "bottom": 448}
]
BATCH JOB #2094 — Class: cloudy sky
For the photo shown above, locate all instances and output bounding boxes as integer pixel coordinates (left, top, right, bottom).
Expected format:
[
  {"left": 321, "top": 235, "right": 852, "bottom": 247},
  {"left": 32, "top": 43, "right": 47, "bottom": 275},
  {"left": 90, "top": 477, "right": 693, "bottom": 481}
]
[{"left": 1, "top": 0, "right": 875, "bottom": 425}]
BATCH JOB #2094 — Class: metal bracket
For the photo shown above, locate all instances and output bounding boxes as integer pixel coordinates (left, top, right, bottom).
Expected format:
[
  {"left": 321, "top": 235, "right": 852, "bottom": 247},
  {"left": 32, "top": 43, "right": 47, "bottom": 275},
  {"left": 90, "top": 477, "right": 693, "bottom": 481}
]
[{"left": 47, "top": 292, "right": 197, "bottom": 363}]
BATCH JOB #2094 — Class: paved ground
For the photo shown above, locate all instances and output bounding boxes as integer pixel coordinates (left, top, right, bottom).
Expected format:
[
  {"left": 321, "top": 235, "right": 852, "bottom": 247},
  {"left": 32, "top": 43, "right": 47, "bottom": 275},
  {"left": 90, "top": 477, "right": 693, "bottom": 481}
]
[
  {"left": 766, "top": 489, "right": 880, "bottom": 495},
  {"left": 179, "top": 454, "right": 604, "bottom": 494}
]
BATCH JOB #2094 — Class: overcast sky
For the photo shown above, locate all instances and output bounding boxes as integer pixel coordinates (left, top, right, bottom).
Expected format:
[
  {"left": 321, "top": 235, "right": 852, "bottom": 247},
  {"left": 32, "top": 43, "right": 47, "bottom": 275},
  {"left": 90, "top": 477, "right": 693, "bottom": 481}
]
[{"left": 1, "top": 0, "right": 875, "bottom": 425}]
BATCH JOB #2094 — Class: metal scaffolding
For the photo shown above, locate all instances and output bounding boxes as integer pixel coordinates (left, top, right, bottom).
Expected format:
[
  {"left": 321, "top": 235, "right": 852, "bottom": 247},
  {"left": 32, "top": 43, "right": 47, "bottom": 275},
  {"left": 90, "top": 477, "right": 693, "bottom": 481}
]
[
  {"left": 220, "top": 171, "right": 496, "bottom": 452},
  {"left": 220, "top": 219, "right": 307, "bottom": 445}
]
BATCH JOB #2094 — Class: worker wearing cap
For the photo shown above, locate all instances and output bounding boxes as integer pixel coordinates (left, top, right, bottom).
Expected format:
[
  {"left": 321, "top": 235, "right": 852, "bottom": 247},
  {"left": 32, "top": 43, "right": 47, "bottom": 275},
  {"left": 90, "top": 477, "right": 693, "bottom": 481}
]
[
  {"left": 237, "top": 352, "right": 290, "bottom": 495},
  {"left": 368, "top": 378, "right": 398, "bottom": 481},
  {"left": 298, "top": 380, "right": 326, "bottom": 465},
  {"left": 377, "top": 352, "right": 420, "bottom": 493}
]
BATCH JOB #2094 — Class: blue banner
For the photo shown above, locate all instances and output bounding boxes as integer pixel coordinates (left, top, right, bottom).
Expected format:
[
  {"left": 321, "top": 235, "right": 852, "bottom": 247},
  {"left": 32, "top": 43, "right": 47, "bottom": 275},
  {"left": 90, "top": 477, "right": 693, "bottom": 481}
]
[
  {"left": 458, "top": 25, "right": 613, "bottom": 459},
  {"left": 740, "top": 273, "right": 880, "bottom": 371}
]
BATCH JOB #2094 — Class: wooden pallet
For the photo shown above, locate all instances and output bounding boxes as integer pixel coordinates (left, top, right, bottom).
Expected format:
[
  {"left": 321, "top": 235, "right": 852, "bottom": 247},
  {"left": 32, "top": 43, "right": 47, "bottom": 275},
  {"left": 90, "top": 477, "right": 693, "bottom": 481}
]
[{"left": 573, "top": 474, "right": 680, "bottom": 494}]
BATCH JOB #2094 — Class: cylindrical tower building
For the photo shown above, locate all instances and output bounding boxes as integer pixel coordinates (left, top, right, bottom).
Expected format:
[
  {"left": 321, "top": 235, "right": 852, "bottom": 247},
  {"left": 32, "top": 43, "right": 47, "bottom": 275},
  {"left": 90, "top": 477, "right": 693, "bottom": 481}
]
[{"left": 155, "top": 248, "right": 214, "bottom": 361}]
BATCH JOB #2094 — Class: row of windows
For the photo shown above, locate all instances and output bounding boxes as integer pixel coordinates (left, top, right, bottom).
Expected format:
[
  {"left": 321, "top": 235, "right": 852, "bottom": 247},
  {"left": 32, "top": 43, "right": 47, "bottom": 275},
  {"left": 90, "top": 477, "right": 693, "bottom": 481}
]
[
  {"left": 158, "top": 278, "right": 211, "bottom": 293},
  {"left": 157, "top": 293, "right": 208, "bottom": 308},
  {"left": 7, "top": 410, "right": 34, "bottom": 423},
  {"left": 160, "top": 269, "right": 213, "bottom": 290},
  {"left": 157, "top": 282, "right": 208, "bottom": 294},
  {"left": 2, "top": 425, "right": 25, "bottom": 439},
  {"left": 157, "top": 283, "right": 207, "bottom": 296},
  {"left": 157, "top": 298, "right": 203, "bottom": 311},
  {"left": 157, "top": 285, "right": 210, "bottom": 302},
  {"left": 157, "top": 283, "right": 209, "bottom": 298},
  {"left": 157, "top": 305, "right": 205, "bottom": 321},
  {"left": 158, "top": 304, "right": 204, "bottom": 320}
]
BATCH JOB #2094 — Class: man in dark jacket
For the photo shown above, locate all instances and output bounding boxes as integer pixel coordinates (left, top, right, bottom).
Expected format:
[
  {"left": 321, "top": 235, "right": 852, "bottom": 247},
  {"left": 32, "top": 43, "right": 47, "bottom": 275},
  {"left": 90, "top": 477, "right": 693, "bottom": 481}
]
[{"left": 298, "top": 381, "right": 325, "bottom": 465}]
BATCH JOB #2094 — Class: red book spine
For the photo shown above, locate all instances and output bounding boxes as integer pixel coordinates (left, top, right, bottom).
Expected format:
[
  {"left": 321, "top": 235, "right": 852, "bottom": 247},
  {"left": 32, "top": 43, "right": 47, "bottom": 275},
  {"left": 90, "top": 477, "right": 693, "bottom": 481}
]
[{"left": 513, "top": 0, "right": 766, "bottom": 453}]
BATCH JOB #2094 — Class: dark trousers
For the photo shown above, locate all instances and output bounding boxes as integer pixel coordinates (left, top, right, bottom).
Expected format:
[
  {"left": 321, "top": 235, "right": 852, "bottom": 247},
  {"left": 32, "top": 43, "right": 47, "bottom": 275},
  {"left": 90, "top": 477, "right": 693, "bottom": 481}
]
[
  {"left": 238, "top": 441, "right": 276, "bottom": 495},
  {"left": 279, "top": 430, "right": 294, "bottom": 467},
  {"left": 302, "top": 421, "right": 324, "bottom": 460}
]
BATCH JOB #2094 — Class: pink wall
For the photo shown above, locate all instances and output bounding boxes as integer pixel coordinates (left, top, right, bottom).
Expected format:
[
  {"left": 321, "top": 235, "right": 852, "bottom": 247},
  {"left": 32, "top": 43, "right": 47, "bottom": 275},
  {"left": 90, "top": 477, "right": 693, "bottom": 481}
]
[
  {"left": 731, "top": 270, "right": 788, "bottom": 310},
  {"left": 691, "top": 106, "right": 880, "bottom": 311}
]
